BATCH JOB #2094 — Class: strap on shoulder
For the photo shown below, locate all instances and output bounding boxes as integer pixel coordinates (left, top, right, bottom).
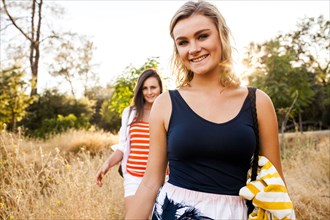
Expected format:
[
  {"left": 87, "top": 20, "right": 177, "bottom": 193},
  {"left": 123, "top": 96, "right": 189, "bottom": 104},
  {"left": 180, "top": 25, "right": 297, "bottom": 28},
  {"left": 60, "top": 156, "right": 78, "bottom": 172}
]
[
  {"left": 247, "top": 86, "right": 259, "bottom": 180},
  {"left": 247, "top": 86, "right": 260, "bottom": 215}
]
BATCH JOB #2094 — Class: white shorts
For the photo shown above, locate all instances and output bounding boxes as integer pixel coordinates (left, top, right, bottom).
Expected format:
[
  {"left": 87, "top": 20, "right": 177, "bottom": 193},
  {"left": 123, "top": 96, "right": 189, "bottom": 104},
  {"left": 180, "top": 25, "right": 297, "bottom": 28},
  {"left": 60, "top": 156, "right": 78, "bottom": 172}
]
[
  {"left": 152, "top": 182, "right": 247, "bottom": 219},
  {"left": 123, "top": 173, "right": 142, "bottom": 198}
]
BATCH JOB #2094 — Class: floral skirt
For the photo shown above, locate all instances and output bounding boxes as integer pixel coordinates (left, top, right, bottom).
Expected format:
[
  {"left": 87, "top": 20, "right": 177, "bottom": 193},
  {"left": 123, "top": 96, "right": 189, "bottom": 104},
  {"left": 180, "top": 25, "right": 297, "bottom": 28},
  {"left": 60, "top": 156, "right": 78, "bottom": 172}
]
[{"left": 152, "top": 182, "right": 247, "bottom": 220}]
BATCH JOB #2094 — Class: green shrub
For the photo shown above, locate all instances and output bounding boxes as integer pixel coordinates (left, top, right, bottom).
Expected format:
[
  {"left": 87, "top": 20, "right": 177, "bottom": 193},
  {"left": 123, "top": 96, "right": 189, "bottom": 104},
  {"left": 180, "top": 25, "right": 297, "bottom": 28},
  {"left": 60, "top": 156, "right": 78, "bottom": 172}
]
[
  {"left": 32, "top": 114, "right": 90, "bottom": 139},
  {"left": 21, "top": 89, "right": 93, "bottom": 139}
]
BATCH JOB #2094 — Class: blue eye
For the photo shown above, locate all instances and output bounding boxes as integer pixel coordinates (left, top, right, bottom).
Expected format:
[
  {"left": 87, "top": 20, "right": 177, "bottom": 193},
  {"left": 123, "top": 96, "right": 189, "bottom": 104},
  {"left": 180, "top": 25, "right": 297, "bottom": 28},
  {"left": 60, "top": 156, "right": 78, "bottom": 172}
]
[{"left": 198, "top": 34, "right": 208, "bottom": 40}]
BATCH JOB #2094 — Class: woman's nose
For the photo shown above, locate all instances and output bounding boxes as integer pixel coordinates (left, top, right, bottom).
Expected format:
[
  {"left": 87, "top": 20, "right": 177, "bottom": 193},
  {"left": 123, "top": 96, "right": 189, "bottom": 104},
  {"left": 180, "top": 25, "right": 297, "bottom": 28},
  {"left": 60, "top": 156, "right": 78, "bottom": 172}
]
[{"left": 189, "top": 41, "right": 201, "bottom": 55}]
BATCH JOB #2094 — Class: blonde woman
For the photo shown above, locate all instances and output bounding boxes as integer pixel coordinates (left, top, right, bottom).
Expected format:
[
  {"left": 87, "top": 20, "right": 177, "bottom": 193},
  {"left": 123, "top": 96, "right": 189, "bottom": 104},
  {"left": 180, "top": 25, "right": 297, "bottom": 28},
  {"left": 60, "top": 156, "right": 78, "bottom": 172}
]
[{"left": 126, "top": 1, "right": 284, "bottom": 219}]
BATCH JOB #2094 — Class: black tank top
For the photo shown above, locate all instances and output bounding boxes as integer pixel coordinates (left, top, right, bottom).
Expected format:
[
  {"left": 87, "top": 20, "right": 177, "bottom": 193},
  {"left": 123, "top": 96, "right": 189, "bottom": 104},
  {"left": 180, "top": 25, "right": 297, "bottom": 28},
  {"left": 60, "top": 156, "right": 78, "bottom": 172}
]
[{"left": 167, "top": 89, "right": 256, "bottom": 195}]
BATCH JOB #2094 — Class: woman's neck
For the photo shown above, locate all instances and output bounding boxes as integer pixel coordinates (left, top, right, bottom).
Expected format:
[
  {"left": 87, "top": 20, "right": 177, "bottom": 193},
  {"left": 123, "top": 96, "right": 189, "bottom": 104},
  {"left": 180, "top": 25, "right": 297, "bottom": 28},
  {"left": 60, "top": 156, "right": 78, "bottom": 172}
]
[
  {"left": 190, "top": 74, "right": 224, "bottom": 91},
  {"left": 144, "top": 103, "right": 152, "bottom": 110}
]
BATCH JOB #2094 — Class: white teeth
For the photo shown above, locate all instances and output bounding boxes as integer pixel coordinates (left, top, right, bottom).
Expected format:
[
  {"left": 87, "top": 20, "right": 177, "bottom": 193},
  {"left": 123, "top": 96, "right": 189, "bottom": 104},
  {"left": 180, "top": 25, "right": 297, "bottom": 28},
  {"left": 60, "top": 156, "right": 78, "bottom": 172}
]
[{"left": 191, "top": 55, "right": 207, "bottom": 62}]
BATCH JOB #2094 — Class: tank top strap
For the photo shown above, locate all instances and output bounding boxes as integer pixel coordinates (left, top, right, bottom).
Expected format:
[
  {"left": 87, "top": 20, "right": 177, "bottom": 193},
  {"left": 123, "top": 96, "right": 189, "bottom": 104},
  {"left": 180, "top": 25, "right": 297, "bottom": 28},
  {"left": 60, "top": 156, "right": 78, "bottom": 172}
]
[{"left": 169, "top": 90, "right": 187, "bottom": 112}]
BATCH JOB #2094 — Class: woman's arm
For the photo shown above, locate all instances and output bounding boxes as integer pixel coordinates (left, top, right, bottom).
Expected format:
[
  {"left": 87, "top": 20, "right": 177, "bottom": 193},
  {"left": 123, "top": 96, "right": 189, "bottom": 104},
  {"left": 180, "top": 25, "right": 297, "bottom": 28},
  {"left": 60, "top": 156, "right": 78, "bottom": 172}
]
[
  {"left": 125, "top": 92, "right": 171, "bottom": 219},
  {"left": 96, "top": 149, "right": 124, "bottom": 187},
  {"left": 96, "top": 107, "right": 131, "bottom": 186},
  {"left": 256, "top": 89, "right": 285, "bottom": 180}
]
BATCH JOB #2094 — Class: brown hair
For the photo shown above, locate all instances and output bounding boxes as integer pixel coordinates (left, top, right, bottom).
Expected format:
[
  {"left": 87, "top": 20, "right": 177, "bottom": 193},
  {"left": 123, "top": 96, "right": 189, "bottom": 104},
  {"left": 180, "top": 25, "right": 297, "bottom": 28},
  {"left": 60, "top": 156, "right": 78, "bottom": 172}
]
[
  {"left": 130, "top": 69, "right": 163, "bottom": 123},
  {"left": 169, "top": 0, "right": 240, "bottom": 88}
]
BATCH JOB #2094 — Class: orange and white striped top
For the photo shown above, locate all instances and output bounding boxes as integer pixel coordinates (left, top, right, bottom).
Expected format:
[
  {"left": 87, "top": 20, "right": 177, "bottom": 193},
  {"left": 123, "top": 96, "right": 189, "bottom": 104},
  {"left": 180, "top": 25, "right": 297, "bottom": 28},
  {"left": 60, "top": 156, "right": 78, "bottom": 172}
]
[{"left": 126, "top": 121, "right": 150, "bottom": 177}]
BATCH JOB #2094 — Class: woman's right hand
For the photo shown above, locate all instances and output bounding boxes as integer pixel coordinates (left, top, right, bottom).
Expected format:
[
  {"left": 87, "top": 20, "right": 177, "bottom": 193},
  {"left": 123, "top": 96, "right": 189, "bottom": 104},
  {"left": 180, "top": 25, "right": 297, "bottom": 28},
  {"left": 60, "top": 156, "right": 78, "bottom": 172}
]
[
  {"left": 95, "top": 149, "right": 124, "bottom": 187},
  {"left": 96, "top": 161, "right": 110, "bottom": 187}
]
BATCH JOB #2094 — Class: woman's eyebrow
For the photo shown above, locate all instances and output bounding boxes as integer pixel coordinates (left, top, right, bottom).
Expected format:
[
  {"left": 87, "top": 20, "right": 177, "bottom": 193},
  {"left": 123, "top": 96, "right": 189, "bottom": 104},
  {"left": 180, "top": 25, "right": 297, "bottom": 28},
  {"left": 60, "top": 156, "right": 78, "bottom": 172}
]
[{"left": 175, "top": 29, "right": 211, "bottom": 41}]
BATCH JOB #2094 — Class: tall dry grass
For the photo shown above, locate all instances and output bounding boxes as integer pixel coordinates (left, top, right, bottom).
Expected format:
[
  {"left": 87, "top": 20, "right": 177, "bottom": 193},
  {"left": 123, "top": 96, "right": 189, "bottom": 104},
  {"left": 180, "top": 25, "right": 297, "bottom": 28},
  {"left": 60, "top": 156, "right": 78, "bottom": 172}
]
[
  {"left": 0, "top": 129, "right": 329, "bottom": 219},
  {"left": 281, "top": 130, "right": 330, "bottom": 220},
  {"left": 0, "top": 129, "right": 123, "bottom": 219}
]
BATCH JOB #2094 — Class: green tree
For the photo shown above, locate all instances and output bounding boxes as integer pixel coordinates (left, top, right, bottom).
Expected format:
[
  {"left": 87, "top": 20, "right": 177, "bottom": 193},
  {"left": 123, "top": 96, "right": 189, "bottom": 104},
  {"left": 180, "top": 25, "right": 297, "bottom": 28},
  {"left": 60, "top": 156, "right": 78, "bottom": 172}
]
[
  {"left": 21, "top": 89, "right": 93, "bottom": 138},
  {"left": 243, "top": 15, "right": 329, "bottom": 131},
  {"left": 34, "top": 113, "right": 90, "bottom": 139},
  {"left": 0, "top": 66, "right": 34, "bottom": 131},
  {"left": 279, "top": 15, "right": 330, "bottom": 128},
  {"left": 49, "top": 34, "right": 99, "bottom": 97},
  {"left": 1, "top": 0, "right": 98, "bottom": 98},
  {"left": 280, "top": 15, "right": 329, "bottom": 86},
  {"left": 100, "top": 57, "right": 159, "bottom": 132},
  {"left": 244, "top": 40, "right": 315, "bottom": 132},
  {"left": 84, "top": 85, "right": 114, "bottom": 128}
]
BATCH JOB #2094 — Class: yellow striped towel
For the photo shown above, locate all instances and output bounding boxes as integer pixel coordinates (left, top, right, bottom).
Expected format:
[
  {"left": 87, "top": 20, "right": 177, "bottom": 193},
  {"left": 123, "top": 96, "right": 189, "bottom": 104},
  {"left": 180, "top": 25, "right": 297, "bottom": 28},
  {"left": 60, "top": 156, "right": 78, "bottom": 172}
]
[{"left": 239, "top": 156, "right": 296, "bottom": 220}]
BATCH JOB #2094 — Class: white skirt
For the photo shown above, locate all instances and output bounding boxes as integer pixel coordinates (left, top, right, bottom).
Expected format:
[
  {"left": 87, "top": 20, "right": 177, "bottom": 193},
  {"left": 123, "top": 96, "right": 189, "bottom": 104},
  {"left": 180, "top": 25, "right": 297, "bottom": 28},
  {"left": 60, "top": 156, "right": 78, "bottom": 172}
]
[{"left": 152, "top": 182, "right": 247, "bottom": 220}]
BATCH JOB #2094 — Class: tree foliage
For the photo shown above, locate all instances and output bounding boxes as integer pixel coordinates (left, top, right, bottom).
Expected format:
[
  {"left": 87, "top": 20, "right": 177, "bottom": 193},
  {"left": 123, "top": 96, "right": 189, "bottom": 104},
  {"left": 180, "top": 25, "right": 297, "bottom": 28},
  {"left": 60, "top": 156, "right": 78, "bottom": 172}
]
[
  {"left": 243, "top": 16, "right": 329, "bottom": 131},
  {"left": 48, "top": 34, "right": 99, "bottom": 97},
  {"left": 84, "top": 85, "right": 114, "bottom": 128},
  {"left": 279, "top": 15, "right": 329, "bottom": 85},
  {"left": 0, "top": 66, "right": 35, "bottom": 131},
  {"left": 21, "top": 89, "right": 93, "bottom": 138},
  {"left": 32, "top": 113, "right": 90, "bottom": 139},
  {"left": 279, "top": 15, "right": 330, "bottom": 129},
  {"left": 245, "top": 40, "right": 315, "bottom": 109},
  {"left": 1, "top": 0, "right": 96, "bottom": 97},
  {"left": 100, "top": 57, "right": 160, "bottom": 133}
]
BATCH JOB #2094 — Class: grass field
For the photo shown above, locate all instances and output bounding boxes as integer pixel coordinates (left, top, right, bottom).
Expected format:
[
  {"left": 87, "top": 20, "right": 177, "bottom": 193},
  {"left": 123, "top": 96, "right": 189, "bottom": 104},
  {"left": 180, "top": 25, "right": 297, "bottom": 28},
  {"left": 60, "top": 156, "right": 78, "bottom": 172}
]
[{"left": 1, "top": 129, "right": 329, "bottom": 219}]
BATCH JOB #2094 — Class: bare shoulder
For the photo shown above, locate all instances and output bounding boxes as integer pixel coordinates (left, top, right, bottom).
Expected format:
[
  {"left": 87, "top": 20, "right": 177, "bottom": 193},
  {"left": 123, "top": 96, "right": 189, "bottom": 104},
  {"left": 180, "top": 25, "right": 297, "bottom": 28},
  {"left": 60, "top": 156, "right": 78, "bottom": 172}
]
[
  {"left": 150, "top": 91, "right": 172, "bottom": 129},
  {"left": 254, "top": 88, "right": 276, "bottom": 121},
  {"left": 152, "top": 91, "right": 171, "bottom": 111},
  {"left": 255, "top": 88, "right": 274, "bottom": 108}
]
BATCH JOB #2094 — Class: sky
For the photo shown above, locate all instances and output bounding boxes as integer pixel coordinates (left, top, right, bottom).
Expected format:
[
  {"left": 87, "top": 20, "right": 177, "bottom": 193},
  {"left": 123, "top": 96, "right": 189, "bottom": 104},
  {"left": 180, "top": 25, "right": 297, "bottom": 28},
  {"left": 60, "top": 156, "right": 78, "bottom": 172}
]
[{"left": 44, "top": 0, "right": 329, "bottom": 90}]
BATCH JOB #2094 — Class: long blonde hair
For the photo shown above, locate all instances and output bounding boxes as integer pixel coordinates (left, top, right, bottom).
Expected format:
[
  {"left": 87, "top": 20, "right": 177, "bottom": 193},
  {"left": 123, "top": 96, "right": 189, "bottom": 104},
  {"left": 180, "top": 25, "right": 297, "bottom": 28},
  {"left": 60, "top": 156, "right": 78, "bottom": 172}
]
[{"left": 169, "top": 0, "right": 240, "bottom": 88}]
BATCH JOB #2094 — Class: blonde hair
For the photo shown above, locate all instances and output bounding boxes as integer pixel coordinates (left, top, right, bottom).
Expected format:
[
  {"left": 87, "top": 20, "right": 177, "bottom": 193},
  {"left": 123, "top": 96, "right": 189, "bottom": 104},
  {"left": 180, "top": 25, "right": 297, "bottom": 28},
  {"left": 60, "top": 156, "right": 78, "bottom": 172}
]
[{"left": 169, "top": 0, "right": 240, "bottom": 88}]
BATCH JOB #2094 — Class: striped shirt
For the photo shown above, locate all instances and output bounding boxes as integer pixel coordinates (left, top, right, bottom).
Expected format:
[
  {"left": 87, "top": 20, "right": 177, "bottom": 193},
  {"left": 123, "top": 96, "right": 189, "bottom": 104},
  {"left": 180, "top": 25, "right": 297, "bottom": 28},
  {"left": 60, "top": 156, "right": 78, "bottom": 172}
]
[{"left": 126, "top": 121, "right": 150, "bottom": 177}]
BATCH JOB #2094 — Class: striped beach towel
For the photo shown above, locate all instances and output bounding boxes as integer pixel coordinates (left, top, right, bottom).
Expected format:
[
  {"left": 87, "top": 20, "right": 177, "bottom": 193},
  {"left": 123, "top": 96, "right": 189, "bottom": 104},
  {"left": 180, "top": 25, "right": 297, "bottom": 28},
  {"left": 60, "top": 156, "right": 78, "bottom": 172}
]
[{"left": 239, "top": 156, "right": 295, "bottom": 220}]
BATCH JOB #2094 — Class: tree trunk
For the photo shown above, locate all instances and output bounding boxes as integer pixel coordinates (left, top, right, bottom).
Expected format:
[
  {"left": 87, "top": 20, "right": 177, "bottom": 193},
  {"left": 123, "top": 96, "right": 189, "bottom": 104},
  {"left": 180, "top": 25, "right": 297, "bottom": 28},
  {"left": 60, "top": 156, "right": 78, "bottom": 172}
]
[
  {"left": 10, "top": 100, "right": 17, "bottom": 132},
  {"left": 30, "top": 0, "right": 43, "bottom": 96},
  {"left": 299, "top": 113, "right": 303, "bottom": 133},
  {"left": 2, "top": 0, "right": 43, "bottom": 96}
]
